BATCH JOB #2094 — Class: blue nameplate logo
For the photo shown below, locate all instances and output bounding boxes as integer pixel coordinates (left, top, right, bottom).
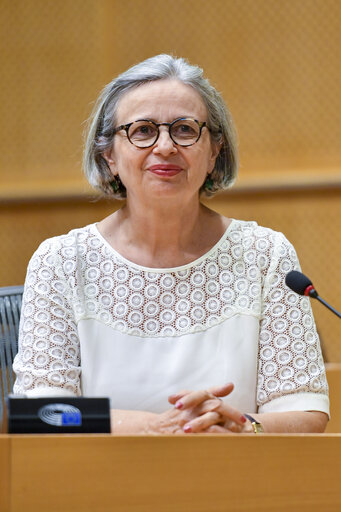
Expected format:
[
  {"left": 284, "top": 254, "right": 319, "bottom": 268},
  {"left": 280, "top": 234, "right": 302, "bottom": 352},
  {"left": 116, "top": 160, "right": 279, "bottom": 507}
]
[
  {"left": 61, "top": 411, "right": 82, "bottom": 426},
  {"left": 38, "top": 403, "right": 82, "bottom": 427}
]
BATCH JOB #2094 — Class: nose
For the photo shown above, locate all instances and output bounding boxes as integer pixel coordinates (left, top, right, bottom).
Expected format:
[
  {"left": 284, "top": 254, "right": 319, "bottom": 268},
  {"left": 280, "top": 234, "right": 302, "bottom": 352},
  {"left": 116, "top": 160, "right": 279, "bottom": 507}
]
[{"left": 152, "top": 126, "right": 177, "bottom": 156}]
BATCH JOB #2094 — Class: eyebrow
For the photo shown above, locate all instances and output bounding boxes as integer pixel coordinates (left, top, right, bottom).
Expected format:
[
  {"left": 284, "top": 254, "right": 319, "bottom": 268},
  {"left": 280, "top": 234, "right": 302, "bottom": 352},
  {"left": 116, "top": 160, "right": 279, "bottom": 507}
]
[{"left": 125, "top": 115, "right": 197, "bottom": 123}]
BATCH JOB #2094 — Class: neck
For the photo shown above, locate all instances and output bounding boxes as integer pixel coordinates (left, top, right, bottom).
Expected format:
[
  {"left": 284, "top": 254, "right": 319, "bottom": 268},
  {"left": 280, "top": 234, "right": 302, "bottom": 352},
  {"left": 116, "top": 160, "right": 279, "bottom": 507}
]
[
  {"left": 120, "top": 195, "right": 203, "bottom": 252},
  {"left": 99, "top": 193, "right": 228, "bottom": 268}
]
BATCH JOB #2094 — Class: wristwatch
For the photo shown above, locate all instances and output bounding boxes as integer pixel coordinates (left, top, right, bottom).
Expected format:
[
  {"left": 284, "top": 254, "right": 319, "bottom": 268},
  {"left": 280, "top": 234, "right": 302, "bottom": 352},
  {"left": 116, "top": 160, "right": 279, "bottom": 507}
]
[{"left": 244, "top": 414, "right": 264, "bottom": 434}]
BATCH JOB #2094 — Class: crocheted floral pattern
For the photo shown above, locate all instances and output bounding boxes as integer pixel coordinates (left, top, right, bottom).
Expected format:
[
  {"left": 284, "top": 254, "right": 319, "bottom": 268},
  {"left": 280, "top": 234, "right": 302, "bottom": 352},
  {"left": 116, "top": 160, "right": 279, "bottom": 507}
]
[{"left": 13, "top": 221, "right": 328, "bottom": 406}]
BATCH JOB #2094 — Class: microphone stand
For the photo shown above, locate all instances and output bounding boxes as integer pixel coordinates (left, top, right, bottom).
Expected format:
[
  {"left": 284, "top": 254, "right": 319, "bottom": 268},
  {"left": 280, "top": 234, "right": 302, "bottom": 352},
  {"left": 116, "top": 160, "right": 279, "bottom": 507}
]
[{"left": 307, "top": 287, "right": 341, "bottom": 318}]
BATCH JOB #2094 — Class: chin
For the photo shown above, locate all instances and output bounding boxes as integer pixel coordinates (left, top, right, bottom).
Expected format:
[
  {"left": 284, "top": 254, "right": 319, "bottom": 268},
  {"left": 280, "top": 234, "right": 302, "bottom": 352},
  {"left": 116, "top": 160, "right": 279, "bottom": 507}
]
[{"left": 148, "top": 182, "right": 185, "bottom": 196}]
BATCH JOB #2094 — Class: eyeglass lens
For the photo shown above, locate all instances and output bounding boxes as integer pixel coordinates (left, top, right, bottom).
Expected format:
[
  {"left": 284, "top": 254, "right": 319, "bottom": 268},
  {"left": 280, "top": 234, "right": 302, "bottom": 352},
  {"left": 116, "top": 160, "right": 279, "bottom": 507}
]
[{"left": 127, "top": 119, "right": 201, "bottom": 147}]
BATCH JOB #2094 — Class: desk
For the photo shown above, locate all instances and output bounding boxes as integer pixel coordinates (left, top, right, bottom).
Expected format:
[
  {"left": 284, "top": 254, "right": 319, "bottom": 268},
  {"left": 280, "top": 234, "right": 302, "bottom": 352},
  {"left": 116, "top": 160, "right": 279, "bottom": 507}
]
[{"left": 1, "top": 434, "right": 341, "bottom": 512}]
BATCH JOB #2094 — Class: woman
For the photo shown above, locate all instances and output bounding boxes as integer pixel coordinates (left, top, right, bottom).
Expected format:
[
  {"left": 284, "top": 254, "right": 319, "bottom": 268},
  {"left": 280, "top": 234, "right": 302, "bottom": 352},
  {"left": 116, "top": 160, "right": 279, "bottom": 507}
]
[{"left": 13, "top": 55, "right": 329, "bottom": 434}]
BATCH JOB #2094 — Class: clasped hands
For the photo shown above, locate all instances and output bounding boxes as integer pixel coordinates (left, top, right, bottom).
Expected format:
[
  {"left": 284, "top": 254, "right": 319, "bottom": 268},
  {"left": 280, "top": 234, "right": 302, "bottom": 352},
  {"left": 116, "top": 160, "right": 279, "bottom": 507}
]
[{"left": 150, "top": 383, "right": 251, "bottom": 435}]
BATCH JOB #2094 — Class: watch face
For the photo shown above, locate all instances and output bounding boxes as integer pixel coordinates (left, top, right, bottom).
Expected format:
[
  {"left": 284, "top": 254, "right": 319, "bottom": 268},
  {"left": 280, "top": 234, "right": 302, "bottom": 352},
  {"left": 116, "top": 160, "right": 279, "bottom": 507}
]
[
  {"left": 244, "top": 414, "right": 264, "bottom": 434},
  {"left": 253, "top": 422, "right": 264, "bottom": 434}
]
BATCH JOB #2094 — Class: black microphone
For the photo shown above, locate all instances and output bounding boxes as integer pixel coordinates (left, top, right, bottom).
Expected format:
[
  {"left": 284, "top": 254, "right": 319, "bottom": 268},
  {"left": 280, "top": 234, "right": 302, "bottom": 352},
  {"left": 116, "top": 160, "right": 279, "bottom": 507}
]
[{"left": 285, "top": 270, "right": 341, "bottom": 319}]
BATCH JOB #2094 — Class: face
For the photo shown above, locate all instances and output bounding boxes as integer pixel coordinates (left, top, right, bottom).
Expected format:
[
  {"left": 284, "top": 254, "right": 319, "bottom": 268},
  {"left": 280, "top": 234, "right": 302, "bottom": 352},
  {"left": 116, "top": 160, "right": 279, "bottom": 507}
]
[{"left": 104, "top": 79, "right": 220, "bottom": 203}]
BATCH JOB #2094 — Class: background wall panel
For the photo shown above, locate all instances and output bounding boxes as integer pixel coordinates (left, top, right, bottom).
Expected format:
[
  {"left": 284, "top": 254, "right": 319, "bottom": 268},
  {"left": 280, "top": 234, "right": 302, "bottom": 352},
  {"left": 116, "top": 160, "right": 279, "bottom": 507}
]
[
  {"left": 0, "top": 0, "right": 105, "bottom": 195},
  {"left": 102, "top": 0, "right": 341, "bottom": 175},
  {"left": 1, "top": 0, "right": 341, "bottom": 197}
]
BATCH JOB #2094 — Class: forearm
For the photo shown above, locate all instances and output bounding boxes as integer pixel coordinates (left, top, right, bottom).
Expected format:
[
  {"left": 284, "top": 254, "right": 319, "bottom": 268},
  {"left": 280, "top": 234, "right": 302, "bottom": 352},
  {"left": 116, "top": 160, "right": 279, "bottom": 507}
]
[
  {"left": 248, "top": 411, "right": 329, "bottom": 433},
  {"left": 111, "top": 409, "right": 159, "bottom": 434},
  {"left": 110, "top": 407, "right": 197, "bottom": 435}
]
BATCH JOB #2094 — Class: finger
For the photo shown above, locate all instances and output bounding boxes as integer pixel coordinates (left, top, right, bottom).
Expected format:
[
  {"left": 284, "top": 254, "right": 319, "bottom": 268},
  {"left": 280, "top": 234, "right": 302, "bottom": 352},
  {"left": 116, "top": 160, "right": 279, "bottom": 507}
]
[
  {"left": 214, "top": 401, "right": 247, "bottom": 426},
  {"left": 168, "top": 390, "right": 191, "bottom": 404},
  {"left": 207, "top": 382, "right": 234, "bottom": 398},
  {"left": 174, "top": 389, "right": 217, "bottom": 411},
  {"left": 196, "top": 398, "right": 224, "bottom": 415},
  {"left": 215, "top": 417, "right": 244, "bottom": 433},
  {"left": 183, "top": 411, "right": 221, "bottom": 433},
  {"left": 196, "top": 400, "right": 246, "bottom": 430},
  {"left": 225, "top": 422, "right": 244, "bottom": 433},
  {"left": 168, "top": 382, "right": 234, "bottom": 405},
  {"left": 204, "top": 425, "right": 234, "bottom": 434}
]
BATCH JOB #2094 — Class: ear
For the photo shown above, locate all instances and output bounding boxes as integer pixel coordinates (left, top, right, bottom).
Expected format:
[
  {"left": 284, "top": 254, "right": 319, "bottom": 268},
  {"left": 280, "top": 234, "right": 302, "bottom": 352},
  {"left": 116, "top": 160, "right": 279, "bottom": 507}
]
[
  {"left": 208, "top": 140, "right": 222, "bottom": 174},
  {"left": 103, "top": 148, "right": 117, "bottom": 175}
]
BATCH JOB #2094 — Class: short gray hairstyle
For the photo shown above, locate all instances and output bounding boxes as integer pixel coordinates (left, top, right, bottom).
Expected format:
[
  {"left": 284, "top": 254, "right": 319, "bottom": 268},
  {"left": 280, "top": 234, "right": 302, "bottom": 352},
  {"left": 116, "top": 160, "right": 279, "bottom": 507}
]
[{"left": 83, "top": 54, "right": 238, "bottom": 198}]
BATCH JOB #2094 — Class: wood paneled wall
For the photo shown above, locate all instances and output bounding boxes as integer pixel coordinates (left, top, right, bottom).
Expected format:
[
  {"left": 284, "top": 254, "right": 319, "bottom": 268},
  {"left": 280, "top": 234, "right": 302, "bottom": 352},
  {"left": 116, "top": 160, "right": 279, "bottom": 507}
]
[
  {"left": 1, "top": 0, "right": 340, "bottom": 358},
  {"left": 1, "top": 0, "right": 341, "bottom": 198}
]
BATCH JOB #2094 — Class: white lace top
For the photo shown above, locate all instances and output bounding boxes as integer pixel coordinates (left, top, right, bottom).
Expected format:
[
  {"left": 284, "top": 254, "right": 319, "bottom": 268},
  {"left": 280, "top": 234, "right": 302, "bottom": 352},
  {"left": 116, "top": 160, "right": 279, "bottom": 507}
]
[{"left": 13, "top": 220, "right": 329, "bottom": 415}]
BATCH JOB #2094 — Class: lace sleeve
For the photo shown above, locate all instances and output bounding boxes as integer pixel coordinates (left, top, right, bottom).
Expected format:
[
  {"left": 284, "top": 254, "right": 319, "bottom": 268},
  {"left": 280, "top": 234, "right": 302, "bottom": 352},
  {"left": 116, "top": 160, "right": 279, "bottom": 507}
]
[
  {"left": 256, "top": 232, "right": 329, "bottom": 415},
  {"left": 13, "top": 238, "right": 81, "bottom": 397}
]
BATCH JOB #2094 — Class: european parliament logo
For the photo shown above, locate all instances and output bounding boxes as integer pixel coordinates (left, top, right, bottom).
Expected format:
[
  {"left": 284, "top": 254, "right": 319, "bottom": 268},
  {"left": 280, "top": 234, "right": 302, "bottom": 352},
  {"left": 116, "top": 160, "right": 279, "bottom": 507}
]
[{"left": 38, "top": 403, "right": 82, "bottom": 427}]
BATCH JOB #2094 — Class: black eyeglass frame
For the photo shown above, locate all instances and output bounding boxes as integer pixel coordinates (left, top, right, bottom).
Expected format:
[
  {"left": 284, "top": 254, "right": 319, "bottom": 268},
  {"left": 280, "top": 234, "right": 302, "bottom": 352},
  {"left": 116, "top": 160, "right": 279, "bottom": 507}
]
[{"left": 111, "top": 117, "right": 209, "bottom": 148}]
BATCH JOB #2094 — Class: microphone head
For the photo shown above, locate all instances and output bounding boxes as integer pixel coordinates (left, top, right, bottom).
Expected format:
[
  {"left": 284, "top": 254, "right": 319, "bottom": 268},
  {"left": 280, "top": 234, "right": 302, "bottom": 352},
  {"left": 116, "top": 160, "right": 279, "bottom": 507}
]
[{"left": 285, "top": 270, "right": 313, "bottom": 296}]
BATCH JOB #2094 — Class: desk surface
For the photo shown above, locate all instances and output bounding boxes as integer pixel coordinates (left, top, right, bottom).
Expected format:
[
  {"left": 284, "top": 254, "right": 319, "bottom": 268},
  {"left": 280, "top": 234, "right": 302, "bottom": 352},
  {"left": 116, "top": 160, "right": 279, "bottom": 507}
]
[
  {"left": 1, "top": 434, "right": 341, "bottom": 512},
  {"left": 1, "top": 364, "right": 340, "bottom": 511}
]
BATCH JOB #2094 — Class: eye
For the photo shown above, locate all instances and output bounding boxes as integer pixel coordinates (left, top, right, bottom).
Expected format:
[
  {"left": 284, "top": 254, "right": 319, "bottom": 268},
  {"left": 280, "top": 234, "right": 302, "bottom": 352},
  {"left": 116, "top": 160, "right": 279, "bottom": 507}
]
[
  {"left": 179, "top": 124, "right": 195, "bottom": 133},
  {"left": 171, "top": 120, "right": 199, "bottom": 139},
  {"left": 129, "top": 122, "right": 157, "bottom": 140}
]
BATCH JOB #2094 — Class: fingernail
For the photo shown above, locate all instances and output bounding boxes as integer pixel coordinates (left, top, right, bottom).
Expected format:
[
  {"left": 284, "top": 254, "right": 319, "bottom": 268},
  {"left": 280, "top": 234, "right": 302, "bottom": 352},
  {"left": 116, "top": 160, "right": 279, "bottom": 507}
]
[
  {"left": 183, "top": 425, "right": 192, "bottom": 433},
  {"left": 240, "top": 415, "right": 247, "bottom": 423},
  {"left": 175, "top": 401, "right": 183, "bottom": 409}
]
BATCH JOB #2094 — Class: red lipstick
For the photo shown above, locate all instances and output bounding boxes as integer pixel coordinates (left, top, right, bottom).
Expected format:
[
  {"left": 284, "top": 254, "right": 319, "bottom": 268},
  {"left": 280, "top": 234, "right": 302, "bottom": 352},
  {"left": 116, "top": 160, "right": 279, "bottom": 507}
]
[{"left": 147, "top": 164, "right": 182, "bottom": 177}]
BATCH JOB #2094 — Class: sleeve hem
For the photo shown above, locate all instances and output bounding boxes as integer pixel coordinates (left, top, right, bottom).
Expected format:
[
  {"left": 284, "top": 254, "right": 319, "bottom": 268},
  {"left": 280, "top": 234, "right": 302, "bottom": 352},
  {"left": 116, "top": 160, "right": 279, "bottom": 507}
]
[{"left": 258, "top": 392, "right": 330, "bottom": 418}]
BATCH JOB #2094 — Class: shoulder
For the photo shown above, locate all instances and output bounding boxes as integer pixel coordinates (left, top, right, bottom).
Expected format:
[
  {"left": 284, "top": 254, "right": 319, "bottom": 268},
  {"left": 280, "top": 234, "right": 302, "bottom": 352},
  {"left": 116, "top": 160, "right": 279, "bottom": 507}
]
[
  {"left": 32, "top": 224, "right": 95, "bottom": 256},
  {"left": 228, "top": 220, "right": 299, "bottom": 274},
  {"left": 27, "top": 224, "right": 98, "bottom": 273},
  {"left": 230, "top": 219, "right": 284, "bottom": 240},
  {"left": 24, "top": 224, "right": 101, "bottom": 299},
  {"left": 230, "top": 219, "right": 295, "bottom": 251}
]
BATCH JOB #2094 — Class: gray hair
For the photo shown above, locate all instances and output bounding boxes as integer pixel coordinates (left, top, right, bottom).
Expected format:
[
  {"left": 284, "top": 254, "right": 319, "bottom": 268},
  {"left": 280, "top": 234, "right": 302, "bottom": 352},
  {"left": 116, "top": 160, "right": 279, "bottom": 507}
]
[{"left": 83, "top": 54, "right": 238, "bottom": 198}]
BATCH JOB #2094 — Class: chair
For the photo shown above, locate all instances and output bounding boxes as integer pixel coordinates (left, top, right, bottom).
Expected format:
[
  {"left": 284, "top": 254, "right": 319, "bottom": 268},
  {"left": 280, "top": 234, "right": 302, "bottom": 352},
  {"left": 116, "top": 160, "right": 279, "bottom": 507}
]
[{"left": 0, "top": 285, "right": 24, "bottom": 421}]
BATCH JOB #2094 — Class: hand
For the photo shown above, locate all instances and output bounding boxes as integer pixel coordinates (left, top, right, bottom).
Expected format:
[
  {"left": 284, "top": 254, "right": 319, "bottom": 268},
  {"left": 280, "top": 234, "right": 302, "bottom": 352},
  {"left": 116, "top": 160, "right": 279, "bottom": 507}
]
[
  {"left": 146, "top": 384, "right": 235, "bottom": 435},
  {"left": 145, "top": 383, "right": 246, "bottom": 434},
  {"left": 161, "top": 383, "right": 249, "bottom": 434}
]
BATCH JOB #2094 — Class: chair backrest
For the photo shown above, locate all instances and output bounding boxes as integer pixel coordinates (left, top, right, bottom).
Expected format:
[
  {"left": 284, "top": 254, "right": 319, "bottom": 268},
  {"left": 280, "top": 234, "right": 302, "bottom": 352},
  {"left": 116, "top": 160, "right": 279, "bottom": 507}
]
[{"left": 0, "top": 285, "right": 24, "bottom": 421}]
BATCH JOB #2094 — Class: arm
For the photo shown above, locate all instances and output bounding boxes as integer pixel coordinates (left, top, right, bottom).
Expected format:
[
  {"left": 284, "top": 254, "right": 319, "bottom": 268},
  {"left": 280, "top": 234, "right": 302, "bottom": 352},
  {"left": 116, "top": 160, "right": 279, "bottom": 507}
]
[
  {"left": 111, "top": 409, "right": 158, "bottom": 434},
  {"left": 111, "top": 383, "right": 242, "bottom": 434},
  {"left": 168, "top": 234, "right": 330, "bottom": 435},
  {"left": 13, "top": 238, "right": 81, "bottom": 397},
  {"left": 166, "top": 387, "right": 329, "bottom": 434},
  {"left": 244, "top": 410, "right": 328, "bottom": 433},
  {"left": 255, "top": 233, "right": 329, "bottom": 424}
]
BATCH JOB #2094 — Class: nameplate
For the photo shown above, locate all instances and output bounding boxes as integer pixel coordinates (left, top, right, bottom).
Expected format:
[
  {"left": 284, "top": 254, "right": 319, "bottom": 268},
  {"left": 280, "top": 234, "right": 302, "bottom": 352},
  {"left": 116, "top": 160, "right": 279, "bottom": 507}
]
[{"left": 6, "top": 396, "right": 111, "bottom": 434}]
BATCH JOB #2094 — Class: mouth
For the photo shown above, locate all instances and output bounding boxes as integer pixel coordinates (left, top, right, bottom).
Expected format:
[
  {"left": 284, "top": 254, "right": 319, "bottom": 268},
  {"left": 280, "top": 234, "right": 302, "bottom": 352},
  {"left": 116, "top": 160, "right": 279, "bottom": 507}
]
[{"left": 147, "top": 164, "right": 183, "bottom": 177}]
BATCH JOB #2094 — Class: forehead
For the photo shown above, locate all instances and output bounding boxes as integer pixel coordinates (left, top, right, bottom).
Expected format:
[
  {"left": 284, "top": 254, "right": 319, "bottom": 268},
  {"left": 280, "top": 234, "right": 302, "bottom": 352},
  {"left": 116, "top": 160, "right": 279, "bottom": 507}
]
[{"left": 115, "top": 79, "right": 207, "bottom": 123}]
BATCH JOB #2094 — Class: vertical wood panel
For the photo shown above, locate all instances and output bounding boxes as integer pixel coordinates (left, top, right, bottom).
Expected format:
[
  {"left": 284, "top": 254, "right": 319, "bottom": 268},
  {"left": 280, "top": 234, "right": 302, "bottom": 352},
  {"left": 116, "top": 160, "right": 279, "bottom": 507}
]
[{"left": 0, "top": 437, "right": 10, "bottom": 512}]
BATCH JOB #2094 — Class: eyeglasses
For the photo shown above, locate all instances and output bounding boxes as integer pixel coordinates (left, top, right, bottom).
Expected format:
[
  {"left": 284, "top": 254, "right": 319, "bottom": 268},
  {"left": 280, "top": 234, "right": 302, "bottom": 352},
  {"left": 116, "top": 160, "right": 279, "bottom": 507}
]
[{"left": 111, "top": 117, "right": 209, "bottom": 148}]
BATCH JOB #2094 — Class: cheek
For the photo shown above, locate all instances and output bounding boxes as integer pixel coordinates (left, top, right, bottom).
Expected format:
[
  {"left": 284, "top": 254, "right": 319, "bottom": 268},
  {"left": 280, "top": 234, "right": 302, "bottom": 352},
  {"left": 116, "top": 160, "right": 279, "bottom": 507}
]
[
  {"left": 115, "top": 150, "right": 147, "bottom": 177},
  {"left": 192, "top": 146, "right": 215, "bottom": 170}
]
